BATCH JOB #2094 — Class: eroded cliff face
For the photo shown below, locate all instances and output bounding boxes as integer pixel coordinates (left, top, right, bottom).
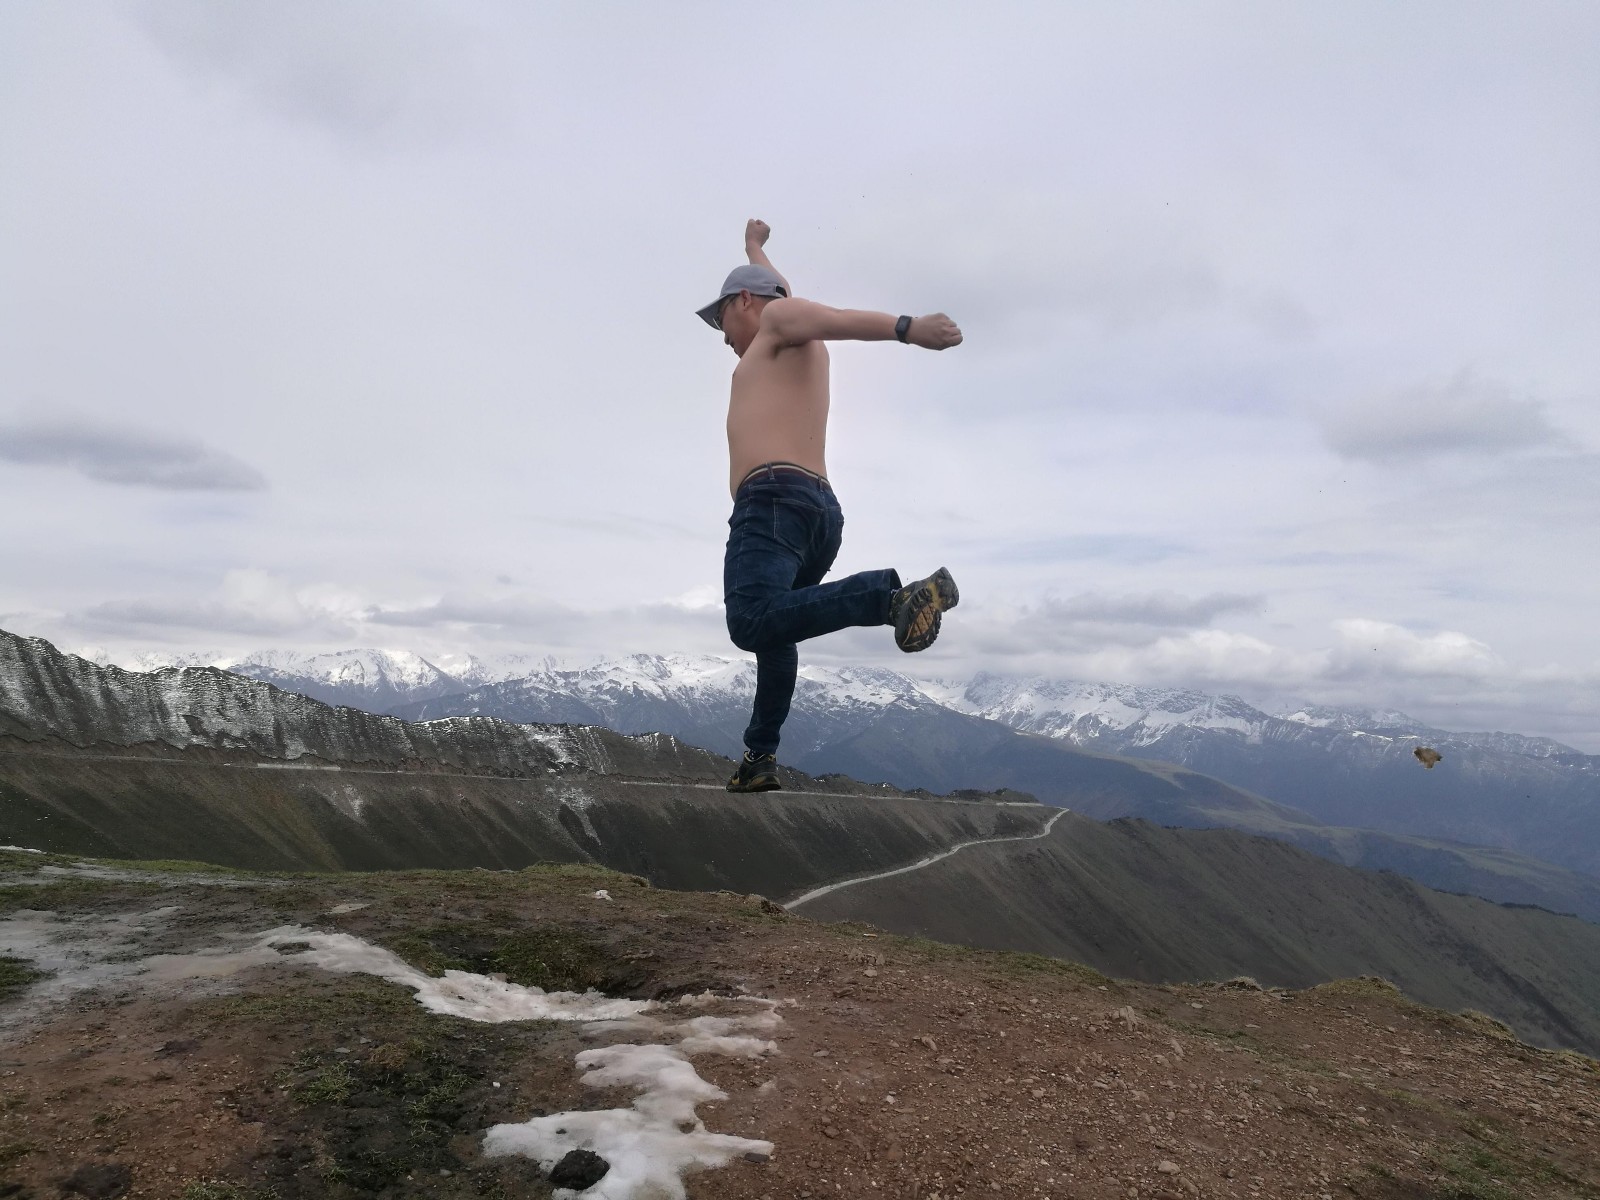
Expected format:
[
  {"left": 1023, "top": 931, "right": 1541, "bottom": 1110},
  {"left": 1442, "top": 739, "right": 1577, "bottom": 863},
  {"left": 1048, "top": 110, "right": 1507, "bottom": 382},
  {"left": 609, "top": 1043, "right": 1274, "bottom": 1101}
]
[
  {"left": 0, "top": 628, "right": 1041, "bottom": 890},
  {"left": 0, "top": 629, "right": 714, "bottom": 780}
]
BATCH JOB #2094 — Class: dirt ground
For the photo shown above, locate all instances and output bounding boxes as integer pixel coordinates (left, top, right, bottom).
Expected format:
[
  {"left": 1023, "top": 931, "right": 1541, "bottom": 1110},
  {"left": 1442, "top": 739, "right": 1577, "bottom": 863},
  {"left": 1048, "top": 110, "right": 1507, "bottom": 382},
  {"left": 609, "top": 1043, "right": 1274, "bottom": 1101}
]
[{"left": 1, "top": 853, "right": 1597, "bottom": 1200}]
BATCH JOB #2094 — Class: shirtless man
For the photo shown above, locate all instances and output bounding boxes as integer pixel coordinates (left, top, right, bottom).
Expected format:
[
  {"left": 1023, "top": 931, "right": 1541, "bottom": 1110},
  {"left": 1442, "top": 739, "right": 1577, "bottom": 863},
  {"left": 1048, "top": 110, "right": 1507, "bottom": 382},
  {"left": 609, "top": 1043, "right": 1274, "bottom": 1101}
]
[{"left": 698, "top": 218, "right": 963, "bottom": 793}]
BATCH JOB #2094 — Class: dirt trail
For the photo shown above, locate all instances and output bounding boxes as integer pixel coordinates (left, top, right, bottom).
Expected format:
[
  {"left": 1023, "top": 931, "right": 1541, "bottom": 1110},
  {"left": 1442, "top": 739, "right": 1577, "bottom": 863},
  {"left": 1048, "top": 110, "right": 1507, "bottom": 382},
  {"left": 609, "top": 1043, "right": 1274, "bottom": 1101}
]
[
  {"left": 1, "top": 851, "right": 1597, "bottom": 1200},
  {"left": 612, "top": 779, "right": 1050, "bottom": 806},
  {"left": 785, "top": 808, "right": 1070, "bottom": 909}
]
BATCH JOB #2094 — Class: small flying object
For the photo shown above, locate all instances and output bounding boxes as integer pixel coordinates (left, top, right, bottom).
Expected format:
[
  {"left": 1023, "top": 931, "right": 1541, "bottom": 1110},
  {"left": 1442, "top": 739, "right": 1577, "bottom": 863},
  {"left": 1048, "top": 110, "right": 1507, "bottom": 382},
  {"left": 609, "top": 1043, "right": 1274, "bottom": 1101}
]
[{"left": 1414, "top": 747, "right": 1443, "bottom": 769}]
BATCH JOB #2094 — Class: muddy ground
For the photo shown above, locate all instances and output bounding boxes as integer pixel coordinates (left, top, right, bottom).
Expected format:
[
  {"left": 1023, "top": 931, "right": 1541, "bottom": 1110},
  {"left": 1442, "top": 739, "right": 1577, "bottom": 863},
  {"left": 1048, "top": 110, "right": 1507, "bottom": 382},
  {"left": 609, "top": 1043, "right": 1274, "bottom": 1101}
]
[{"left": 0, "top": 849, "right": 1597, "bottom": 1200}]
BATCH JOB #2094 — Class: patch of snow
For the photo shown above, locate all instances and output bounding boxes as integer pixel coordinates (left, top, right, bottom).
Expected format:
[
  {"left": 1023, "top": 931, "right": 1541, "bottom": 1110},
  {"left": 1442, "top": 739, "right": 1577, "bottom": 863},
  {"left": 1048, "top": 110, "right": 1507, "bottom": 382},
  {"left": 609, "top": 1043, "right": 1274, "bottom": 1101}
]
[
  {"left": 484, "top": 1002, "right": 779, "bottom": 1199},
  {"left": 0, "top": 845, "right": 44, "bottom": 855},
  {"left": 150, "top": 924, "right": 782, "bottom": 1200},
  {"left": 1280, "top": 709, "right": 1333, "bottom": 728},
  {"left": 0, "top": 905, "right": 186, "bottom": 1027},
  {"left": 528, "top": 726, "right": 580, "bottom": 766},
  {"left": 244, "top": 928, "right": 654, "bottom": 1022},
  {"left": 330, "top": 784, "right": 366, "bottom": 821}
]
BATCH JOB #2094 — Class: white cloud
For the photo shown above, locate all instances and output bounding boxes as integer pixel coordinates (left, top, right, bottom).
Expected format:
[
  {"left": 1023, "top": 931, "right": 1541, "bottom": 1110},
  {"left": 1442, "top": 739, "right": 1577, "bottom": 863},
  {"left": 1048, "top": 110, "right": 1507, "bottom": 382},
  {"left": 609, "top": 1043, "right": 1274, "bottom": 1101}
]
[
  {"left": 1327, "top": 618, "right": 1499, "bottom": 681},
  {"left": 1076, "top": 629, "right": 1327, "bottom": 689},
  {"left": 957, "top": 590, "right": 1263, "bottom": 657},
  {"left": 1064, "top": 618, "right": 1499, "bottom": 692},
  {"left": 3, "top": 2, "right": 1598, "bottom": 750},
  {"left": 76, "top": 569, "right": 351, "bottom": 638},
  {"left": 1320, "top": 372, "right": 1571, "bottom": 463},
  {"left": 62, "top": 573, "right": 731, "bottom": 660}
]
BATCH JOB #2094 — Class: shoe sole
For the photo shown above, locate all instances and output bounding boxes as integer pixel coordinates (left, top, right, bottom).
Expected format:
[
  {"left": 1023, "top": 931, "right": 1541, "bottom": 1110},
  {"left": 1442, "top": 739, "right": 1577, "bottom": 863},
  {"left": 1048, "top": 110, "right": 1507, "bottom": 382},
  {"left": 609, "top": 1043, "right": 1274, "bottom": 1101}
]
[
  {"left": 726, "top": 778, "right": 782, "bottom": 793},
  {"left": 895, "top": 567, "right": 959, "bottom": 653}
]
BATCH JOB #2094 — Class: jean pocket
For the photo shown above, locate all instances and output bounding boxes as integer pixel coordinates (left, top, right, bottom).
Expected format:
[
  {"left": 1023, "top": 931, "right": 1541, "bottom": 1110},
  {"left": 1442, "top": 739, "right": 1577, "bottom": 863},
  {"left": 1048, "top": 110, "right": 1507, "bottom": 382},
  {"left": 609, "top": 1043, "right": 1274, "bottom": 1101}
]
[{"left": 770, "top": 497, "right": 822, "bottom": 555}]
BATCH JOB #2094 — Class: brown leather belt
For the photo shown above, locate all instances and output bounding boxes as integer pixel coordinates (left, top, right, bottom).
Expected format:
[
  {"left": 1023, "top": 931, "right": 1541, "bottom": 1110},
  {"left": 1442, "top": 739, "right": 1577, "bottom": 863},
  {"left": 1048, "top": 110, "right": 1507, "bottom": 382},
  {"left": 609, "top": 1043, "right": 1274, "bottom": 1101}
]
[{"left": 738, "top": 461, "right": 831, "bottom": 488}]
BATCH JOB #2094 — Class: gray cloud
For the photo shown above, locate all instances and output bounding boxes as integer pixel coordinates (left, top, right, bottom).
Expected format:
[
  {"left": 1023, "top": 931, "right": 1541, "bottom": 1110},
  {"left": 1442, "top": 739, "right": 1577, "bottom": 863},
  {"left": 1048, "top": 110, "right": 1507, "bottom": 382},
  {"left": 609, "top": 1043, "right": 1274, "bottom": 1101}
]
[
  {"left": 77, "top": 598, "right": 307, "bottom": 638},
  {"left": 965, "top": 534, "right": 1191, "bottom": 566},
  {"left": 828, "top": 193, "right": 1315, "bottom": 341},
  {"left": 961, "top": 590, "right": 1264, "bottom": 658},
  {"left": 366, "top": 593, "right": 727, "bottom": 647},
  {"left": 70, "top": 570, "right": 340, "bottom": 639},
  {"left": 1044, "top": 591, "right": 1264, "bottom": 627},
  {"left": 130, "top": 0, "right": 487, "bottom": 148},
  {"left": 553, "top": 513, "right": 714, "bottom": 543},
  {"left": 1322, "top": 372, "right": 1571, "bottom": 463},
  {"left": 0, "top": 419, "right": 267, "bottom": 492},
  {"left": 367, "top": 594, "right": 584, "bottom": 634}
]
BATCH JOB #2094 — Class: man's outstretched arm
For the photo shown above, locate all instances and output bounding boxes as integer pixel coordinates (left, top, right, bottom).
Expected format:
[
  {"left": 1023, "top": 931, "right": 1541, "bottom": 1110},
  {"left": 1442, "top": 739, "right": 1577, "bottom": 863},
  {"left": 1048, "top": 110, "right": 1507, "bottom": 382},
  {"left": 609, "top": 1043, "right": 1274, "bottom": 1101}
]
[
  {"left": 745, "top": 218, "right": 791, "bottom": 295},
  {"left": 762, "top": 297, "right": 963, "bottom": 350}
]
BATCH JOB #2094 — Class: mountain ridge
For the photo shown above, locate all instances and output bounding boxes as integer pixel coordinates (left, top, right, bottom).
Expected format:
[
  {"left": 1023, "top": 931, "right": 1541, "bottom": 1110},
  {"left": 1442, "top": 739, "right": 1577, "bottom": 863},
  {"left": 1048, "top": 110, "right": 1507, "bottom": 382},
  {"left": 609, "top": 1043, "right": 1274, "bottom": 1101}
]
[
  {"left": 7, "top": 626, "right": 1600, "bottom": 1059},
  {"left": 64, "top": 637, "right": 1600, "bottom": 911}
]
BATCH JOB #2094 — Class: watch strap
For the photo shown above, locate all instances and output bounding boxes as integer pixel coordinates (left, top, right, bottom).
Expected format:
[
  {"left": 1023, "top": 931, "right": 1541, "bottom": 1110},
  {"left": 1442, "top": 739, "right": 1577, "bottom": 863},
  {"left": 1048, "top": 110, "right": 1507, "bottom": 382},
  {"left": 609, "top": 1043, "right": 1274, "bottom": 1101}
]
[{"left": 894, "top": 314, "right": 913, "bottom": 343}]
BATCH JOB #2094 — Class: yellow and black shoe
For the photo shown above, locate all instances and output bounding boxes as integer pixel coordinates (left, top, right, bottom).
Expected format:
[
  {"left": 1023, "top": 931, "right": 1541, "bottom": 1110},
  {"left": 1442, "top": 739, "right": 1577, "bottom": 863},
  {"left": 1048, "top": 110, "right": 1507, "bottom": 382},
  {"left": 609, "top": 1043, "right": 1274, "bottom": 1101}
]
[
  {"left": 727, "top": 752, "right": 782, "bottom": 793},
  {"left": 889, "top": 567, "right": 959, "bottom": 653}
]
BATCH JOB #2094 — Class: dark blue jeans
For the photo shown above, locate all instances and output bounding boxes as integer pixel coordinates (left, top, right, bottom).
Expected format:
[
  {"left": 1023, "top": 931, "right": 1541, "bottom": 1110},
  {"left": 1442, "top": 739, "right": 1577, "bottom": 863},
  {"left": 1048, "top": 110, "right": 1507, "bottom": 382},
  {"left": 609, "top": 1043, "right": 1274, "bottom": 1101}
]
[{"left": 723, "top": 466, "right": 901, "bottom": 757}]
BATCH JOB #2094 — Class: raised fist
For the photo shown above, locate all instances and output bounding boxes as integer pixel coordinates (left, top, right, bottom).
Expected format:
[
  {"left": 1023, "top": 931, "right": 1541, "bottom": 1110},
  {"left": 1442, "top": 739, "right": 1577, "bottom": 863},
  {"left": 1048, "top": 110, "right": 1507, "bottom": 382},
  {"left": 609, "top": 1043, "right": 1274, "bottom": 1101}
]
[
  {"left": 745, "top": 218, "right": 771, "bottom": 248},
  {"left": 909, "top": 313, "right": 963, "bottom": 350}
]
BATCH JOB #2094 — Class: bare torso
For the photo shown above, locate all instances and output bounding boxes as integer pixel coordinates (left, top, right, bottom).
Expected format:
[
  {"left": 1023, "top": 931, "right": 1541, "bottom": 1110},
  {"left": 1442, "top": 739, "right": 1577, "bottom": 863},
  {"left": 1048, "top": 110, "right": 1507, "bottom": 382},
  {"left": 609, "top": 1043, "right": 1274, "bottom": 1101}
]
[{"left": 726, "top": 334, "right": 831, "bottom": 495}]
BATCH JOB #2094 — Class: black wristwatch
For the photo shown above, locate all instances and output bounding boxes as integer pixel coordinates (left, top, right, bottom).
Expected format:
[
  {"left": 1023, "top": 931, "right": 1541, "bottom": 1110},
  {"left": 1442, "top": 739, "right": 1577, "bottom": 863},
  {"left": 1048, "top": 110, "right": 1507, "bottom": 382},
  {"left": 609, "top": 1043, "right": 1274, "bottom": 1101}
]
[{"left": 894, "top": 314, "right": 913, "bottom": 343}]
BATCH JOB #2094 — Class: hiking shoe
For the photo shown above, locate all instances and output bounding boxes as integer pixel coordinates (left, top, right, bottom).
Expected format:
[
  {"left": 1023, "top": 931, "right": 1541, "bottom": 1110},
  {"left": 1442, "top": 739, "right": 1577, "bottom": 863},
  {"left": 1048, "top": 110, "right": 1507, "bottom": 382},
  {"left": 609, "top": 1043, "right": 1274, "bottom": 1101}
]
[
  {"left": 727, "top": 752, "right": 781, "bottom": 793},
  {"left": 889, "top": 567, "right": 960, "bottom": 653}
]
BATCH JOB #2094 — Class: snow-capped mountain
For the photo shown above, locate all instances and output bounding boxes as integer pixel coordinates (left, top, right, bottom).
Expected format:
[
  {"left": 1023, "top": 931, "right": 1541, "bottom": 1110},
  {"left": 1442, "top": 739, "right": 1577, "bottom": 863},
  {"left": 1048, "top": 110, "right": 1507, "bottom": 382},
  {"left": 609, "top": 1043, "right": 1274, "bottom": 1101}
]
[
  {"left": 949, "top": 676, "right": 1589, "bottom": 764},
  {"left": 116, "top": 647, "right": 466, "bottom": 713},
  {"left": 944, "top": 675, "right": 1268, "bottom": 746},
  {"left": 89, "top": 641, "right": 1600, "bottom": 879},
  {"left": 19, "top": 627, "right": 1600, "bottom": 918}
]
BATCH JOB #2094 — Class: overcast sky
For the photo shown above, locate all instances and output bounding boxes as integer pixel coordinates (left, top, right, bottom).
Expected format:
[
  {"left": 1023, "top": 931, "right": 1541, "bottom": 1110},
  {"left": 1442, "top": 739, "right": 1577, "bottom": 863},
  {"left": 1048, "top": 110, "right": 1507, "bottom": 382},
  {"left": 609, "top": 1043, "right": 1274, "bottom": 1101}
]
[{"left": 3, "top": 1, "right": 1598, "bottom": 748}]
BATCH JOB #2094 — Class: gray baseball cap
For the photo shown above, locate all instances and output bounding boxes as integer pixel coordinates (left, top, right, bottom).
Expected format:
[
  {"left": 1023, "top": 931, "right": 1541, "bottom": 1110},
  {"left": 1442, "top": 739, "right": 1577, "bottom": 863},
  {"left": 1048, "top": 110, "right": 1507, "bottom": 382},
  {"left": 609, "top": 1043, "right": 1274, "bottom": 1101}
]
[{"left": 695, "top": 264, "right": 789, "bottom": 330}]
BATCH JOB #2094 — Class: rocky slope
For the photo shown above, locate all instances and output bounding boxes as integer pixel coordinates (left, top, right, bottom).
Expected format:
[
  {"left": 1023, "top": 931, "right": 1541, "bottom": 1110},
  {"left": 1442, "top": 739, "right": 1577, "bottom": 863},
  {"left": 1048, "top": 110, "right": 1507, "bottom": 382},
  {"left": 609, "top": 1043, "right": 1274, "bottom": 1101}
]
[
  {"left": 798, "top": 814, "right": 1600, "bottom": 1056},
  {"left": 1, "top": 852, "right": 1597, "bottom": 1200}
]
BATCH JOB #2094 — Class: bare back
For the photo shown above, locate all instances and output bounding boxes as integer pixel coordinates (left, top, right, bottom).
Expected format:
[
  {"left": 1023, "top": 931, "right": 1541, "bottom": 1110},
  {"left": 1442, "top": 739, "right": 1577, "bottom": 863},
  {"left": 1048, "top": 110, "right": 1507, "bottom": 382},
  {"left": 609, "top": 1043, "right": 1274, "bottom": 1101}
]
[{"left": 726, "top": 332, "right": 831, "bottom": 495}]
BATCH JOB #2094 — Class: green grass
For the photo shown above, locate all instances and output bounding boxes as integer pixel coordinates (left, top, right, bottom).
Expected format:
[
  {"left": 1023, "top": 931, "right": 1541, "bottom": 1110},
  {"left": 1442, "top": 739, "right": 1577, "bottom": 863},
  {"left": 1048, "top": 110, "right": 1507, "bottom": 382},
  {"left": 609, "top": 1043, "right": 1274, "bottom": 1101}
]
[
  {"left": 381, "top": 931, "right": 470, "bottom": 978},
  {"left": 181, "top": 1181, "right": 279, "bottom": 1200},
  {"left": 274, "top": 1040, "right": 493, "bottom": 1188},
  {"left": 1454, "top": 1009, "right": 1518, "bottom": 1041},
  {"left": 380, "top": 921, "right": 618, "bottom": 993},
  {"left": 0, "top": 878, "right": 157, "bottom": 912},
  {"left": 986, "top": 949, "right": 1119, "bottom": 989},
  {"left": 1310, "top": 974, "right": 1406, "bottom": 1001},
  {"left": 0, "top": 848, "right": 75, "bottom": 869},
  {"left": 1446, "top": 1122, "right": 1599, "bottom": 1197},
  {"left": 1434, "top": 1148, "right": 1519, "bottom": 1200},
  {"left": 118, "top": 857, "right": 265, "bottom": 875},
  {"left": 294, "top": 1060, "right": 356, "bottom": 1105},
  {"left": 0, "top": 955, "right": 48, "bottom": 1001},
  {"left": 888, "top": 932, "right": 1120, "bottom": 990},
  {"left": 203, "top": 974, "right": 419, "bottom": 1025},
  {"left": 0, "top": 1140, "right": 37, "bottom": 1166}
]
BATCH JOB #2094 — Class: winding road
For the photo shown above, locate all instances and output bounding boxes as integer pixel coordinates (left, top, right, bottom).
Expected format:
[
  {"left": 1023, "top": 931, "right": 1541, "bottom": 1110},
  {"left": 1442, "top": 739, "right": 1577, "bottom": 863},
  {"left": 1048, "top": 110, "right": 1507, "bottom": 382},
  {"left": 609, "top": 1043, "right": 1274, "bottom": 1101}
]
[{"left": 784, "top": 806, "right": 1069, "bottom": 910}]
